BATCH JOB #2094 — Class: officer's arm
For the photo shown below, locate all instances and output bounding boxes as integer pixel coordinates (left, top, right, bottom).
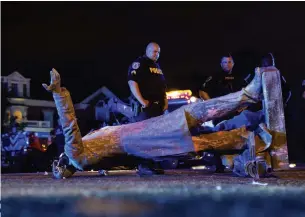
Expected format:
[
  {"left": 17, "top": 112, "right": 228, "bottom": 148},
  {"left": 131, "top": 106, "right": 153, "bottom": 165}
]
[
  {"left": 199, "top": 90, "right": 211, "bottom": 100},
  {"left": 162, "top": 79, "right": 168, "bottom": 111},
  {"left": 199, "top": 76, "right": 212, "bottom": 100},
  {"left": 163, "top": 94, "right": 168, "bottom": 111},
  {"left": 127, "top": 61, "right": 149, "bottom": 107},
  {"left": 128, "top": 80, "right": 148, "bottom": 107},
  {"left": 244, "top": 73, "right": 253, "bottom": 85}
]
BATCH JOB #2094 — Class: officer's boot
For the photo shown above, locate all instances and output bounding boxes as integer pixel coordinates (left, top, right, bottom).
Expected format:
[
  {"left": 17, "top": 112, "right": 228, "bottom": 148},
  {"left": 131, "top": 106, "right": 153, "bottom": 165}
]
[{"left": 136, "top": 160, "right": 164, "bottom": 177}]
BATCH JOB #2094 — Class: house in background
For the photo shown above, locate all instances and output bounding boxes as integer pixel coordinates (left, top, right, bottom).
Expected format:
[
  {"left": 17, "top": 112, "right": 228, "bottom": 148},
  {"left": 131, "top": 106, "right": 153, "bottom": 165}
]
[{"left": 1, "top": 71, "right": 57, "bottom": 138}]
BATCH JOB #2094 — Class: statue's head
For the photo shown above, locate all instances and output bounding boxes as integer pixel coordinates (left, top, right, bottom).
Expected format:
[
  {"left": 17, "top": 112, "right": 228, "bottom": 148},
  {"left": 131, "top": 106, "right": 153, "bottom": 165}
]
[{"left": 261, "top": 53, "right": 275, "bottom": 67}]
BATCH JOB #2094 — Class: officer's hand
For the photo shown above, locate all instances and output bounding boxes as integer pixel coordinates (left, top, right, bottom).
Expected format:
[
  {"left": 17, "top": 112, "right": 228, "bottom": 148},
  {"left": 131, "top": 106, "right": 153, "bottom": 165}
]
[
  {"left": 237, "top": 106, "right": 248, "bottom": 113},
  {"left": 141, "top": 99, "right": 150, "bottom": 108}
]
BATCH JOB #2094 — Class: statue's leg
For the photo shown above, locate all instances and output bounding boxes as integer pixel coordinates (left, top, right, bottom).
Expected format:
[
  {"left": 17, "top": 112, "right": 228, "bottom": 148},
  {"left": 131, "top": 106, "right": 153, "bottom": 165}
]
[
  {"left": 198, "top": 70, "right": 287, "bottom": 175},
  {"left": 262, "top": 70, "right": 289, "bottom": 170},
  {"left": 184, "top": 69, "right": 262, "bottom": 127},
  {"left": 185, "top": 68, "right": 262, "bottom": 128},
  {"left": 188, "top": 70, "right": 274, "bottom": 177},
  {"left": 192, "top": 128, "right": 260, "bottom": 177},
  {"left": 212, "top": 110, "right": 265, "bottom": 132}
]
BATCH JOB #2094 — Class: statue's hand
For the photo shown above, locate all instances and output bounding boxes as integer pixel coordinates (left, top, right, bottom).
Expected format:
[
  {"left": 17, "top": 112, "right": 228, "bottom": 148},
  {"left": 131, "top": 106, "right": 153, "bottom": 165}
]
[{"left": 42, "top": 68, "right": 61, "bottom": 93}]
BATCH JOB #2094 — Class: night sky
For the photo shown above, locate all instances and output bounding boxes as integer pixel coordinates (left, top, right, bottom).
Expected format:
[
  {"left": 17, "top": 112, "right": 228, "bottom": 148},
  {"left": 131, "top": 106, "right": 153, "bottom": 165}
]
[{"left": 2, "top": 2, "right": 305, "bottom": 103}]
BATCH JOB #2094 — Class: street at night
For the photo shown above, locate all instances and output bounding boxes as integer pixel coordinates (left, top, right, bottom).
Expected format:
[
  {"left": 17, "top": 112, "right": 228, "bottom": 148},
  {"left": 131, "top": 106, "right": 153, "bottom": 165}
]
[
  {"left": 2, "top": 2, "right": 305, "bottom": 217},
  {"left": 2, "top": 169, "right": 305, "bottom": 217}
]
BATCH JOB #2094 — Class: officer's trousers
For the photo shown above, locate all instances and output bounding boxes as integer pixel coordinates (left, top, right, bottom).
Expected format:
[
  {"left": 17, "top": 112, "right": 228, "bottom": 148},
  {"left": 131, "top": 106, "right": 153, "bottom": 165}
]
[{"left": 135, "top": 102, "right": 163, "bottom": 122}]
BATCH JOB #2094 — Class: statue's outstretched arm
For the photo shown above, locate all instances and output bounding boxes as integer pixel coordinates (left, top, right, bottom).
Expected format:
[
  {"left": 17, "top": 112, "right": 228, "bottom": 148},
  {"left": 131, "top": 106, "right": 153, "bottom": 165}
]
[{"left": 42, "top": 69, "right": 84, "bottom": 170}]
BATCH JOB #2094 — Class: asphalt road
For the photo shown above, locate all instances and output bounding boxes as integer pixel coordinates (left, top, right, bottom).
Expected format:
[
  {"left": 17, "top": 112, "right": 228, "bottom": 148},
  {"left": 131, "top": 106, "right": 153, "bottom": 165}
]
[{"left": 2, "top": 169, "right": 305, "bottom": 217}]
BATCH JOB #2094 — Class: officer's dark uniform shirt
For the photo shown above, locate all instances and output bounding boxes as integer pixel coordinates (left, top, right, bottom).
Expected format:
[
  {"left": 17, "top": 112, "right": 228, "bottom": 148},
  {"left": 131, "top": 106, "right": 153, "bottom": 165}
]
[
  {"left": 199, "top": 71, "right": 246, "bottom": 125},
  {"left": 199, "top": 71, "right": 246, "bottom": 99},
  {"left": 128, "top": 55, "right": 166, "bottom": 106}
]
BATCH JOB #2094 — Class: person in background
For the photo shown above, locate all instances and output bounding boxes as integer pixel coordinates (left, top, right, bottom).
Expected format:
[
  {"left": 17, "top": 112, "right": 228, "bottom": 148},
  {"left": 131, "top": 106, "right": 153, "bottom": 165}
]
[
  {"left": 27, "top": 132, "right": 45, "bottom": 172},
  {"left": 45, "top": 130, "right": 59, "bottom": 168}
]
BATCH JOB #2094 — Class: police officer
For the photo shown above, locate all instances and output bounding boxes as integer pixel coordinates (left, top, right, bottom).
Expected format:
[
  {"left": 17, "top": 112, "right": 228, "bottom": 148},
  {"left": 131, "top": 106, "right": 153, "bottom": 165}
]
[
  {"left": 199, "top": 54, "right": 246, "bottom": 101},
  {"left": 128, "top": 42, "right": 168, "bottom": 175},
  {"left": 198, "top": 54, "right": 246, "bottom": 126},
  {"left": 128, "top": 42, "right": 168, "bottom": 121},
  {"left": 196, "top": 54, "right": 246, "bottom": 172}
]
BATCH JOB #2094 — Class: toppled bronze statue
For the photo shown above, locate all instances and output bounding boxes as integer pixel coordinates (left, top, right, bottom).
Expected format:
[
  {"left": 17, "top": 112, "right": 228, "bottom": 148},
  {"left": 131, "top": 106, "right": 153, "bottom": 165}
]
[{"left": 43, "top": 67, "right": 288, "bottom": 179}]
